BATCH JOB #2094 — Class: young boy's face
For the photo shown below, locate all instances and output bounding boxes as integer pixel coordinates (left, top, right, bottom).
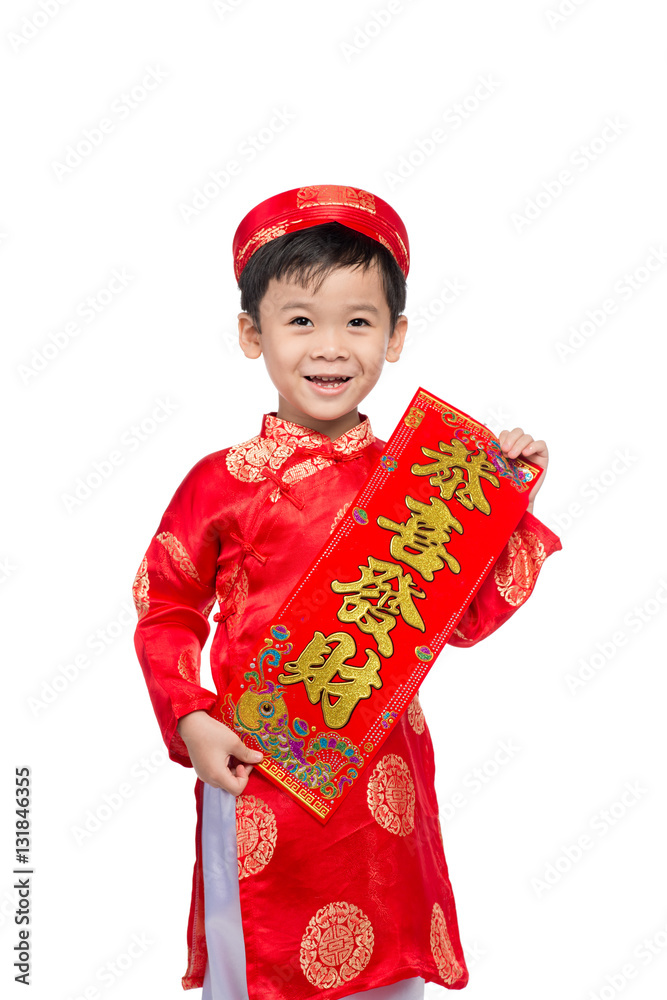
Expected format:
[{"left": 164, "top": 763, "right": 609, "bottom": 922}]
[{"left": 238, "top": 263, "right": 408, "bottom": 436}]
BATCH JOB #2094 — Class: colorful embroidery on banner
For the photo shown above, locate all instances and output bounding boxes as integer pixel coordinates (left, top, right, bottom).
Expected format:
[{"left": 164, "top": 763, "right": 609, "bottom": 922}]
[
  {"left": 494, "top": 528, "right": 547, "bottom": 607},
  {"left": 366, "top": 753, "right": 415, "bottom": 836},
  {"left": 132, "top": 556, "right": 149, "bottom": 618},
  {"left": 430, "top": 902, "right": 465, "bottom": 985},
  {"left": 155, "top": 532, "right": 201, "bottom": 582},
  {"left": 222, "top": 626, "right": 364, "bottom": 801},
  {"left": 235, "top": 795, "right": 277, "bottom": 878},
  {"left": 300, "top": 901, "right": 374, "bottom": 990}
]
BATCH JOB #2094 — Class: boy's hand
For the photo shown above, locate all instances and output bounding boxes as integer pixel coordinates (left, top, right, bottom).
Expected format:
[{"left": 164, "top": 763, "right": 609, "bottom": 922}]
[
  {"left": 177, "top": 710, "right": 264, "bottom": 796},
  {"left": 498, "top": 427, "right": 549, "bottom": 514}
]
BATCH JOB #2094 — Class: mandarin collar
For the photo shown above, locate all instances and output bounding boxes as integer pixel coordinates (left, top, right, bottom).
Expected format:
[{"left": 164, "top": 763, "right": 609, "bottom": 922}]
[{"left": 260, "top": 411, "right": 375, "bottom": 456}]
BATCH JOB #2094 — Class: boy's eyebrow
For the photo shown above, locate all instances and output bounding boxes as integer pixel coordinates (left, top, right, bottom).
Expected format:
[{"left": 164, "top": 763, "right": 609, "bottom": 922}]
[{"left": 279, "top": 301, "right": 380, "bottom": 313}]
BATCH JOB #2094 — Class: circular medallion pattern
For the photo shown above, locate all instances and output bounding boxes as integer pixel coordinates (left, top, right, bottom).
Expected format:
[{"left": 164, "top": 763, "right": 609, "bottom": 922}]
[
  {"left": 366, "top": 753, "right": 415, "bottom": 836},
  {"left": 407, "top": 694, "right": 426, "bottom": 735},
  {"left": 430, "top": 902, "right": 465, "bottom": 985},
  {"left": 300, "top": 901, "right": 374, "bottom": 990}
]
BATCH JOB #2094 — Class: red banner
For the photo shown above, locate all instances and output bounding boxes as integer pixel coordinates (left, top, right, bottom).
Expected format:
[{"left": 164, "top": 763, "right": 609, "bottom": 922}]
[{"left": 210, "top": 387, "right": 542, "bottom": 822}]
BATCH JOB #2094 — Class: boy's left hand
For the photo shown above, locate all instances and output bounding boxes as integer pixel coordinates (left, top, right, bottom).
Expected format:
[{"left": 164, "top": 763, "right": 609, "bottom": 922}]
[{"left": 497, "top": 427, "right": 548, "bottom": 514}]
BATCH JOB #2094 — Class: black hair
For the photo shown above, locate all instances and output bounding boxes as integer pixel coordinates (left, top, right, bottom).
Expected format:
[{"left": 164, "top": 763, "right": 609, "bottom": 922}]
[{"left": 238, "top": 221, "right": 407, "bottom": 332}]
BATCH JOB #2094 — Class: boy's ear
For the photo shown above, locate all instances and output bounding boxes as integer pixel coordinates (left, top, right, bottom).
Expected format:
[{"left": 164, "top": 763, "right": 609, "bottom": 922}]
[
  {"left": 386, "top": 314, "right": 408, "bottom": 363},
  {"left": 238, "top": 312, "right": 262, "bottom": 359}
]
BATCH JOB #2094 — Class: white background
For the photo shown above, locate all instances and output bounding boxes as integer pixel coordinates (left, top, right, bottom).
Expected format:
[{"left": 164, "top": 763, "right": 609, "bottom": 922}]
[{"left": 2, "top": 1, "right": 666, "bottom": 998}]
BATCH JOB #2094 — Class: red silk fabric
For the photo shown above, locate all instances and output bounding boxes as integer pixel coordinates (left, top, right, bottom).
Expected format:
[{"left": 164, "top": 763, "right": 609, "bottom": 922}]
[
  {"left": 232, "top": 184, "right": 410, "bottom": 280},
  {"left": 132, "top": 409, "right": 561, "bottom": 997}
]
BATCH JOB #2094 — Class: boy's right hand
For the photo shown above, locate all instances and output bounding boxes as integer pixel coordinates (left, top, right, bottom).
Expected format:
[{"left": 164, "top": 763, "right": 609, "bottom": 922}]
[{"left": 176, "top": 710, "right": 263, "bottom": 796}]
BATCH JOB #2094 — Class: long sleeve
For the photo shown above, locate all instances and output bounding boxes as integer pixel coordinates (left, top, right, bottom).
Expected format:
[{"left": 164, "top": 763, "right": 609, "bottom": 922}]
[
  {"left": 448, "top": 509, "right": 561, "bottom": 647},
  {"left": 132, "top": 457, "right": 222, "bottom": 767}
]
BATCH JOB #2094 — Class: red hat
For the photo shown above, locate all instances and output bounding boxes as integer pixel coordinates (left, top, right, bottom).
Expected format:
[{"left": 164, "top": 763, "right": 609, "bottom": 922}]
[{"left": 232, "top": 184, "right": 410, "bottom": 281}]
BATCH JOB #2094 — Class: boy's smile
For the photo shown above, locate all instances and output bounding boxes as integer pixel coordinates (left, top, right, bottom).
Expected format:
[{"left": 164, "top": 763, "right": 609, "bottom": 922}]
[{"left": 238, "top": 264, "right": 408, "bottom": 440}]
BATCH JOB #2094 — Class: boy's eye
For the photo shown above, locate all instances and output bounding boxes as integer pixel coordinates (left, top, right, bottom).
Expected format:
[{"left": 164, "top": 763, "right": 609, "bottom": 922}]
[
  {"left": 349, "top": 318, "right": 370, "bottom": 327},
  {"left": 290, "top": 316, "right": 312, "bottom": 326}
]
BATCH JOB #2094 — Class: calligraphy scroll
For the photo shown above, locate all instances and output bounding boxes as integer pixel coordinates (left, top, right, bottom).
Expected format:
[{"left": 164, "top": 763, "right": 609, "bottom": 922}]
[{"left": 210, "top": 387, "right": 543, "bottom": 823}]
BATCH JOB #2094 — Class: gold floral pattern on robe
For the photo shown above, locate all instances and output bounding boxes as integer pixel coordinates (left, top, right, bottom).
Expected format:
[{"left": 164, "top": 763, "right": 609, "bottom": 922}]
[
  {"left": 300, "top": 901, "right": 374, "bottom": 990},
  {"left": 177, "top": 650, "right": 196, "bottom": 681},
  {"left": 235, "top": 795, "right": 278, "bottom": 878},
  {"left": 132, "top": 556, "right": 149, "bottom": 618},
  {"left": 156, "top": 532, "right": 201, "bottom": 582},
  {"left": 215, "top": 565, "right": 249, "bottom": 634},
  {"left": 366, "top": 753, "right": 416, "bottom": 836},
  {"left": 430, "top": 902, "right": 465, "bottom": 985},
  {"left": 330, "top": 501, "right": 351, "bottom": 534},
  {"left": 494, "top": 528, "right": 547, "bottom": 607},
  {"left": 225, "top": 416, "right": 376, "bottom": 500},
  {"left": 225, "top": 435, "right": 294, "bottom": 484}
]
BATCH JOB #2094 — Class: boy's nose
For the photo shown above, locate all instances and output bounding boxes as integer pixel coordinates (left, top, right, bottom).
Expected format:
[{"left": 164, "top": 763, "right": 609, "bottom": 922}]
[{"left": 310, "top": 329, "right": 350, "bottom": 359}]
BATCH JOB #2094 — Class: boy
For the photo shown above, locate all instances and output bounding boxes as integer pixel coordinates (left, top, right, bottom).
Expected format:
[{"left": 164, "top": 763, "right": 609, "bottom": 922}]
[{"left": 133, "top": 184, "right": 561, "bottom": 1000}]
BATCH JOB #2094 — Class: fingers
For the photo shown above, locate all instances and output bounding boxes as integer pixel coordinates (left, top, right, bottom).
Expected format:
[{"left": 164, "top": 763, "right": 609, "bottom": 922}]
[
  {"left": 499, "top": 427, "right": 531, "bottom": 458},
  {"left": 199, "top": 763, "right": 253, "bottom": 797},
  {"left": 235, "top": 742, "right": 264, "bottom": 766}
]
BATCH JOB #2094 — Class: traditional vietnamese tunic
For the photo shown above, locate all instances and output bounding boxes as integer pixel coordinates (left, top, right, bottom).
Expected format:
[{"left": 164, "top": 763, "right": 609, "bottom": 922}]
[{"left": 132, "top": 411, "right": 561, "bottom": 1000}]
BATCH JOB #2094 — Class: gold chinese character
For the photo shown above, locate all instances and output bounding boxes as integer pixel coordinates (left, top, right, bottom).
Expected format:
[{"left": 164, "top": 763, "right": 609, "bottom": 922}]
[
  {"left": 377, "top": 495, "right": 463, "bottom": 581},
  {"left": 277, "top": 631, "right": 382, "bottom": 728},
  {"left": 331, "top": 556, "right": 426, "bottom": 656},
  {"left": 411, "top": 437, "right": 499, "bottom": 514}
]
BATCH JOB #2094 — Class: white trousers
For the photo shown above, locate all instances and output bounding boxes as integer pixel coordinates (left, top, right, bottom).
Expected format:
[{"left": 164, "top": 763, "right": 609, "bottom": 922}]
[{"left": 201, "top": 782, "right": 425, "bottom": 1000}]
